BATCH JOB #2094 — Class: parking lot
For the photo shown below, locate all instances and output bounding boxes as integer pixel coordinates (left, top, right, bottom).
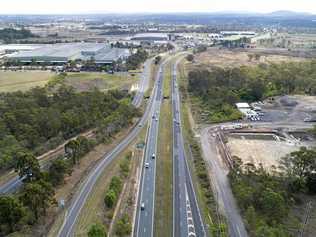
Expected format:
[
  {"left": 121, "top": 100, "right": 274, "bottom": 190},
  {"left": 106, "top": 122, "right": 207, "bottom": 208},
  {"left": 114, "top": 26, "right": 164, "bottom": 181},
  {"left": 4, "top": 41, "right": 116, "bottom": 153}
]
[{"left": 242, "top": 95, "right": 316, "bottom": 123}]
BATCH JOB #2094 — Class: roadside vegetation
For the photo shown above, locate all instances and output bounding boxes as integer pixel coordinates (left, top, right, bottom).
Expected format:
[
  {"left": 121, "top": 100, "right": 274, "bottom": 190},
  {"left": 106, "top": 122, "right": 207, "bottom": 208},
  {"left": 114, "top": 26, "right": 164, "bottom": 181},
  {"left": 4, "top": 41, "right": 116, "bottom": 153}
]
[
  {"left": 88, "top": 223, "right": 107, "bottom": 237},
  {"left": 0, "top": 86, "right": 139, "bottom": 172},
  {"left": 230, "top": 146, "right": 316, "bottom": 236},
  {"left": 178, "top": 58, "right": 228, "bottom": 236},
  {"left": 81, "top": 134, "right": 145, "bottom": 237},
  {"left": 126, "top": 49, "right": 148, "bottom": 71},
  {"left": 187, "top": 60, "right": 316, "bottom": 122},
  {"left": 0, "top": 85, "right": 140, "bottom": 236},
  {"left": 86, "top": 152, "right": 132, "bottom": 237},
  {"left": 185, "top": 51, "right": 316, "bottom": 236}
]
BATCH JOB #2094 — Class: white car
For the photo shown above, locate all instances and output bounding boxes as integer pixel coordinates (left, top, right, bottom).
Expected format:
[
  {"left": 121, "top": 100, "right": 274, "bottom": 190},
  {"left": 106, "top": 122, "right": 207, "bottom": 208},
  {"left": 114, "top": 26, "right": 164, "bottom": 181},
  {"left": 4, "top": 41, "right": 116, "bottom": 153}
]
[
  {"left": 141, "top": 202, "right": 145, "bottom": 210},
  {"left": 152, "top": 153, "right": 156, "bottom": 159},
  {"left": 145, "top": 162, "right": 149, "bottom": 168}
]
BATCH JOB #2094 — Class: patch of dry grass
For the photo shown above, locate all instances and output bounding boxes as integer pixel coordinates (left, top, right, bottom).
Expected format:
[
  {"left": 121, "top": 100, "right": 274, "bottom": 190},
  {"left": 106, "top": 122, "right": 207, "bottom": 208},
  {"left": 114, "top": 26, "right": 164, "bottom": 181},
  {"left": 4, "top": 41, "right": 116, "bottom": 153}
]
[{"left": 0, "top": 71, "right": 53, "bottom": 92}]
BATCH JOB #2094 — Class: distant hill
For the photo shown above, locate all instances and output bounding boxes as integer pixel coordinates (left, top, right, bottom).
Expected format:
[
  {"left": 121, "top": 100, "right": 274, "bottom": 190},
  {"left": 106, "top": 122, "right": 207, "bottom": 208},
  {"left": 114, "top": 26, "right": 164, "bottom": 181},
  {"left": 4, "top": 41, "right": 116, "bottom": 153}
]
[{"left": 265, "top": 10, "right": 313, "bottom": 17}]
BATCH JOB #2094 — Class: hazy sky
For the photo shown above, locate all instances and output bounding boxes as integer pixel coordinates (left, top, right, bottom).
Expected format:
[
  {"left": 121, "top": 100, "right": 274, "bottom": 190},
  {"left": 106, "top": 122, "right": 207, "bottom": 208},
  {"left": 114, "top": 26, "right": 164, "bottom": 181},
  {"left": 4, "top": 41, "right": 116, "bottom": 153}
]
[{"left": 0, "top": 0, "right": 315, "bottom": 14}]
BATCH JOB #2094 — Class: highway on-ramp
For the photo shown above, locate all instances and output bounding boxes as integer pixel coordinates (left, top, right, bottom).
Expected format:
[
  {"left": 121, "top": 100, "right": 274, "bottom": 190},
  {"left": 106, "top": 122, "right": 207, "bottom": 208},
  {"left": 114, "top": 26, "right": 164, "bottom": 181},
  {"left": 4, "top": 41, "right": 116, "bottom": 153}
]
[
  {"left": 132, "top": 58, "right": 153, "bottom": 108},
  {"left": 0, "top": 60, "right": 152, "bottom": 195},
  {"left": 56, "top": 58, "right": 160, "bottom": 237}
]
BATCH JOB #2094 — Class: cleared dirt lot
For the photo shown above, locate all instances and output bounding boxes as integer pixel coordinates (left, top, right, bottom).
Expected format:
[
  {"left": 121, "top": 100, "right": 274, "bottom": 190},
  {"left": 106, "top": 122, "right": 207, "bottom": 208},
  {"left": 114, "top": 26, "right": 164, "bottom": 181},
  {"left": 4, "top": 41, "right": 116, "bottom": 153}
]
[
  {"left": 260, "top": 95, "right": 316, "bottom": 123},
  {"left": 227, "top": 133, "right": 301, "bottom": 169}
]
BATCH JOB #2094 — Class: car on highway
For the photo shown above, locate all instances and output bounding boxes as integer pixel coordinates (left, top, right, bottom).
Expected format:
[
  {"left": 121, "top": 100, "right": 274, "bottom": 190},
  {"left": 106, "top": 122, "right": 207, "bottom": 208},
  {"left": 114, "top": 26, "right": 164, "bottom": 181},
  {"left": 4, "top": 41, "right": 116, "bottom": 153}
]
[
  {"left": 152, "top": 153, "right": 156, "bottom": 159},
  {"left": 145, "top": 162, "right": 149, "bottom": 168},
  {"left": 141, "top": 202, "right": 145, "bottom": 210},
  {"left": 174, "top": 118, "right": 180, "bottom": 124}
]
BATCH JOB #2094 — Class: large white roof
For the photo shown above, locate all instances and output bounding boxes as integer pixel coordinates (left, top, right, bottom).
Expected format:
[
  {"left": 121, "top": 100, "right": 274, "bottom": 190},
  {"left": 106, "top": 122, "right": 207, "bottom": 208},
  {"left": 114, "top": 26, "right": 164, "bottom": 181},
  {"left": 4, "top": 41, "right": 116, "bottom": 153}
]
[{"left": 236, "top": 102, "right": 250, "bottom": 108}]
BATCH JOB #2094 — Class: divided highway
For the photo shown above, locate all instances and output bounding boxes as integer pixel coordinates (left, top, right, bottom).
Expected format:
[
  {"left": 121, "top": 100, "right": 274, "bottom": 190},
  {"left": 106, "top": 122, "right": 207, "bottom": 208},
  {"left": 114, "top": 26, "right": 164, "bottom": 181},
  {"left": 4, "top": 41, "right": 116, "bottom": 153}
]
[
  {"left": 134, "top": 61, "right": 166, "bottom": 237},
  {"left": 172, "top": 58, "right": 206, "bottom": 237},
  {"left": 0, "top": 60, "right": 152, "bottom": 195}
]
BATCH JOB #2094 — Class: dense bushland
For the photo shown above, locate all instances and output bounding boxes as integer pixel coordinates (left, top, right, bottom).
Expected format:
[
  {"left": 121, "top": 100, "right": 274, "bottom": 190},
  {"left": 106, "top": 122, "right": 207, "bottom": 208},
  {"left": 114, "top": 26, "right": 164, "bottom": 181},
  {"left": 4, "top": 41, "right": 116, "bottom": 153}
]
[
  {"left": 188, "top": 60, "right": 316, "bottom": 122},
  {"left": 0, "top": 87, "right": 139, "bottom": 171}
]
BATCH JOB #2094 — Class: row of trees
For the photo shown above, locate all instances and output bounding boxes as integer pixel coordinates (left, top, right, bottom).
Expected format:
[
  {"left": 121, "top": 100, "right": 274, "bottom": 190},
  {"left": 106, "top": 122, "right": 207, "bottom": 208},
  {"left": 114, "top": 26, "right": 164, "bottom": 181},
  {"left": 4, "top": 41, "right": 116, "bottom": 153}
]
[
  {"left": 220, "top": 37, "right": 251, "bottom": 48},
  {"left": 187, "top": 60, "right": 316, "bottom": 122},
  {"left": 0, "top": 86, "right": 139, "bottom": 171},
  {"left": 126, "top": 49, "right": 149, "bottom": 70},
  {"left": 0, "top": 84, "right": 140, "bottom": 235},
  {"left": 49, "top": 135, "right": 96, "bottom": 187},
  {"left": 0, "top": 151, "right": 55, "bottom": 235},
  {"left": 89, "top": 153, "right": 132, "bottom": 237},
  {"left": 0, "top": 131, "right": 108, "bottom": 235},
  {"left": 104, "top": 176, "right": 123, "bottom": 208},
  {"left": 104, "top": 153, "right": 131, "bottom": 210},
  {"left": 0, "top": 28, "right": 36, "bottom": 43},
  {"left": 0, "top": 104, "right": 137, "bottom": 235},
  {"left": 230, "top": 146, "right": 316, "bottom": 236}
]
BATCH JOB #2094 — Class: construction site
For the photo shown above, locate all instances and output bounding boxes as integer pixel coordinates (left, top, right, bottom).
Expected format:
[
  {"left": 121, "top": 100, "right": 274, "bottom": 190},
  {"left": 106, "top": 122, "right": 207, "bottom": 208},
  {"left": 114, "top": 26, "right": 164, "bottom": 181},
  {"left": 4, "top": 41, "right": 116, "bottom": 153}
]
[
  {"left": 210, "top": 95, "right": 316, "bottom": 170},
  {"left": 200, "top": 94, "right": 316, "bottom": 237}
]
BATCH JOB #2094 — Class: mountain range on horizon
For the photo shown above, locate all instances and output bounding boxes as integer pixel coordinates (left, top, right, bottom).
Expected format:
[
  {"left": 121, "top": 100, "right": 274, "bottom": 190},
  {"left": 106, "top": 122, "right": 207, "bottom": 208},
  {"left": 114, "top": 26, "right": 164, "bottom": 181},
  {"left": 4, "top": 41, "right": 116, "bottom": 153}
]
[{"left": 0, "top": 10, "right": 315, "bottom": 17}]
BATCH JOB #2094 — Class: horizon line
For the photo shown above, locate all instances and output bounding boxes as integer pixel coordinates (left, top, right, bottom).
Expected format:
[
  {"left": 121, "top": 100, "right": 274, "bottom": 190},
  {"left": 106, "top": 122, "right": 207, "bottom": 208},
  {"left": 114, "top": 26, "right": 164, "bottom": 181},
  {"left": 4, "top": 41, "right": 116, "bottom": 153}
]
[{"left": 0, "top": 10, "right": 315, "bottom": 16}]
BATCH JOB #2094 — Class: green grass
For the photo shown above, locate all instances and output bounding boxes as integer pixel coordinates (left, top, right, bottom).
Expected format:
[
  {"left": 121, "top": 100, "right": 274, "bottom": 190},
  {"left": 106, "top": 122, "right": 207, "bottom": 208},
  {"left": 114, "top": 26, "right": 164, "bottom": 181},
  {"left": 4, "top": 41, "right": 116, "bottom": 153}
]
[
  {"left": 154, "top": 62, "right": 173, "bottom": 237},
  {"left": 72, "top": 126, "right": 147, "bottom": 236},
  {"left": 0, "top": 71, "right": 53, "bottom": 92},
  {"left": 0, "top": 71, "right": 139, "bottom": 93},
  {"left": 63, "top": 72, "right": 138, "bottom": 92}
]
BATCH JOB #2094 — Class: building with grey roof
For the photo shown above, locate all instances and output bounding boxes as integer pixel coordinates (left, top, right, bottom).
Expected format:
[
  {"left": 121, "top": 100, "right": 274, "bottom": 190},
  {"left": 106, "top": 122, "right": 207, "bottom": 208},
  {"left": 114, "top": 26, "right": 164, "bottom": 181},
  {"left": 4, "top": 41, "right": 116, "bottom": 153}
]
[
  {"left": 130, "top": 33, "right": 169, "bottom": 42},
  {"left": 7, "top": 43, "right": 130, "bottom": 65}
]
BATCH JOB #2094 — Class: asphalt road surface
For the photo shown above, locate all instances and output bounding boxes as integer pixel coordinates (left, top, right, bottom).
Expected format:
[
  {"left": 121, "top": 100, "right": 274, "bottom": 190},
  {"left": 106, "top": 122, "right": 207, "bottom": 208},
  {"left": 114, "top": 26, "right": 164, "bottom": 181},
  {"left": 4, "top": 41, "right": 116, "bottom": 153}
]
[
  {"left": 0, "top": 61, "right": 152, "bottom": 195},
  {"left": 200, "top": 127, "right": 248, "bottom": 237},
  {"left": 172, "top": 58, "right": 206, "bottom": 237},
  {"left": 134, "top": 60, "right": 166, "bottom": 237},
  {"left": 0, "top": 176, "right": 21, "bottom": 194},
  {"left": 56, "top": 59, "right": 163, "bottom": 237},
  {"left": 132, "top": 58, "right": 153, "bottom": 108}
]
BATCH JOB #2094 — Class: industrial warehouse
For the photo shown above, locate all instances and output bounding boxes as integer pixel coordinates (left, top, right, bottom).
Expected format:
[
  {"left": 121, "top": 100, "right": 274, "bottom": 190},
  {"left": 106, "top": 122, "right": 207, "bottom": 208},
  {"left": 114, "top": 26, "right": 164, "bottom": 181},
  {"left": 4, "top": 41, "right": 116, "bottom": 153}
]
[{"left": 6, "top": 43, "right": 130, "bottom": 65}]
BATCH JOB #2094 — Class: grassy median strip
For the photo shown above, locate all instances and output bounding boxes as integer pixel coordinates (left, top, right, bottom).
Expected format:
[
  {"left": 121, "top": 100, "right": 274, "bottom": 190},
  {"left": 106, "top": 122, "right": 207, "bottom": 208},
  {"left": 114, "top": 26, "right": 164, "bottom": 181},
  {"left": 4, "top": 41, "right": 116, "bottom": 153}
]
[{"left": 154, "top": 62, "right": 173, "bottom": 237}]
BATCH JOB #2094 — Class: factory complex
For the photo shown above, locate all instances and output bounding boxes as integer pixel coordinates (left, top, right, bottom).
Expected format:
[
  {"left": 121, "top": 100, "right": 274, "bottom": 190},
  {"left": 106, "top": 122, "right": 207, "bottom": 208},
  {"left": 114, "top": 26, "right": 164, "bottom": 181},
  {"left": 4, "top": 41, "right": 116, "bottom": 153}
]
[{"left": 6, "top": 43, "right": 130, "bottom": 65}]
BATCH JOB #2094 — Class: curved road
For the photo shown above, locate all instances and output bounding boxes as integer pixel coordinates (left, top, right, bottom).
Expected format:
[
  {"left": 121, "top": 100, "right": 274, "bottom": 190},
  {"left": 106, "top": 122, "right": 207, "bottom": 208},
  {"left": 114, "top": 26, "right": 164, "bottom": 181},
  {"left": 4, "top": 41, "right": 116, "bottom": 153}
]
[
  {"left": 132, "top": 58, "right": 153, "bottom": 107},
  {"left": 56, "top": 59, "right": 162, "bottom": 237},
  {"left": 0, "top": 60, "right": 153, "bottom": 195}
]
